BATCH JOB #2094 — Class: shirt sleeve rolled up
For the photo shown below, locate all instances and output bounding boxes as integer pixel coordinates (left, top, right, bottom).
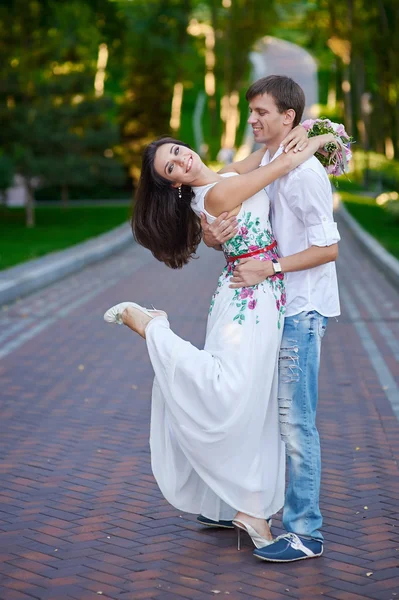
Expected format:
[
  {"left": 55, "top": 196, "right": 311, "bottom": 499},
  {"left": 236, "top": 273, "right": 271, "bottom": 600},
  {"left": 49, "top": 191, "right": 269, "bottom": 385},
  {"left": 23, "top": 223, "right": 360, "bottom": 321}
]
[{"left": 288, "top": 167, "right": 341, "bottom": 247}]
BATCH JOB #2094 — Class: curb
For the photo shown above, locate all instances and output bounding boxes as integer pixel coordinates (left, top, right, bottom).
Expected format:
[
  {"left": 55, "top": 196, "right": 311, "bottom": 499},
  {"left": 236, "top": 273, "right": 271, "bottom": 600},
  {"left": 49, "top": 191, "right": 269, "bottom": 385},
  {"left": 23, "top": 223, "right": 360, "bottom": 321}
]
[
  {"left": 337, "top": 199, "right": 399, "bottom": 291},
  {"left": 0, "top": 221, "right": 134, "bottom": 306}
]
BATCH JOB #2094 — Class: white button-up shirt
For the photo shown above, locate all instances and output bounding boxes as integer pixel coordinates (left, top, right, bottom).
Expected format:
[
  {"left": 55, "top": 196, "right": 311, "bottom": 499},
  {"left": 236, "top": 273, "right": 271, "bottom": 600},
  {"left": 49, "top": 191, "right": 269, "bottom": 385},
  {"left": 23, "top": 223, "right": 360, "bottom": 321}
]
[{"left": 261, "top": 148, "right": 341, "bottom": 317}]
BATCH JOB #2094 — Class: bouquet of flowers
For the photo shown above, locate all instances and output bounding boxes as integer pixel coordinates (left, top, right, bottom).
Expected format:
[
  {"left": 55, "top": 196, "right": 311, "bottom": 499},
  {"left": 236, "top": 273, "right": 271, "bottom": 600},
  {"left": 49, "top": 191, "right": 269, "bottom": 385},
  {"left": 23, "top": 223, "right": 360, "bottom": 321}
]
[{"left": 301, "top": 118, "right": 353, "bottom": 176}]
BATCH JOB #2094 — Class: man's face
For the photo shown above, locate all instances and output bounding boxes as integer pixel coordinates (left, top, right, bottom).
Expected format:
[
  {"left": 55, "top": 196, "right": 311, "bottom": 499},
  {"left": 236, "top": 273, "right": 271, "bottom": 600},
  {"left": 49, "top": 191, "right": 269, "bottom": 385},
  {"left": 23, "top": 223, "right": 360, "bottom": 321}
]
[{"left": 247, "top": 93, "right": 288, "bottom": 145}]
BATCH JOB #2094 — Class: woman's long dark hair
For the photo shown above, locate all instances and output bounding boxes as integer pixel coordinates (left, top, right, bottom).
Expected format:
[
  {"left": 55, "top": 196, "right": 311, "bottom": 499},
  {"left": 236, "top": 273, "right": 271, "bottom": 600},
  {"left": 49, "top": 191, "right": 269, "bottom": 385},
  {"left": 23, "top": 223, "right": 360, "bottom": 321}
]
[{"left": 132, "top": 137, "right": 202, "bottom": 269}]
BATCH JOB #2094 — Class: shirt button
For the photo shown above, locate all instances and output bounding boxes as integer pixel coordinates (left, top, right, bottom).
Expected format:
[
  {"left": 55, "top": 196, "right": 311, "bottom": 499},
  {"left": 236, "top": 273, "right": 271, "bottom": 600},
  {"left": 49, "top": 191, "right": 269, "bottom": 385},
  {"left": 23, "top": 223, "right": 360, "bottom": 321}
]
[{"left": 322, "top": 216, "right": 327, "bottom": 222}]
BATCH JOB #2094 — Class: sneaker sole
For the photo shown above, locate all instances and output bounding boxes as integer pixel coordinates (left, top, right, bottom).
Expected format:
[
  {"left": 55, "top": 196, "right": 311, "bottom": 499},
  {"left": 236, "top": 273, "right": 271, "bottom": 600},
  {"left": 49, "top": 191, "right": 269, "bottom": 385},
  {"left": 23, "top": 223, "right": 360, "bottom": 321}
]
[
  {"left": 198, "top": 518, "right": 272, "bottom": 531},
  {"left": 197, "top": 521, "right": 234, "bottom": 529},
  {"left": 254, "top": 548, "right": 323, "bottom": 563}
]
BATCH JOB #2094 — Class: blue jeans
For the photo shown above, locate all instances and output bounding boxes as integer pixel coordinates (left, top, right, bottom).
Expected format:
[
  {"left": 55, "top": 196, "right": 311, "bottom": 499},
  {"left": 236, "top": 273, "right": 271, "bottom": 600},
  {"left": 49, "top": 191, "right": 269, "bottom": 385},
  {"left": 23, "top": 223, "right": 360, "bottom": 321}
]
[{"left": 278, "top": 310, "right": 328, "bottom": 541}]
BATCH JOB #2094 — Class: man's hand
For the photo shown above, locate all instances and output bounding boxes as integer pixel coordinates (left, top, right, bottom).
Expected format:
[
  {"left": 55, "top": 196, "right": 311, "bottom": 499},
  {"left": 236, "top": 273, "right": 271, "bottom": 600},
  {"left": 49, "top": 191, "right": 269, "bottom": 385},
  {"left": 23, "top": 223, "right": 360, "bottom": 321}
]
[
  {"left": 201, "top": 212, "right": 238, "bottom": 249},
  {"left": 229, "top": 258, "right": 274, "bottom": 288}
]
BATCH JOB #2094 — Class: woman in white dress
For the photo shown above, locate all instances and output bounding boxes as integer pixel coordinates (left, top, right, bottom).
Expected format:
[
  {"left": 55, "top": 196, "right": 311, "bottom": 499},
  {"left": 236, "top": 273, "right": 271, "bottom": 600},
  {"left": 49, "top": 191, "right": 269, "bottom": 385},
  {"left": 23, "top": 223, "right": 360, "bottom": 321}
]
[{"left": 104, "top": 131, "right": 334, "bottom": 549}]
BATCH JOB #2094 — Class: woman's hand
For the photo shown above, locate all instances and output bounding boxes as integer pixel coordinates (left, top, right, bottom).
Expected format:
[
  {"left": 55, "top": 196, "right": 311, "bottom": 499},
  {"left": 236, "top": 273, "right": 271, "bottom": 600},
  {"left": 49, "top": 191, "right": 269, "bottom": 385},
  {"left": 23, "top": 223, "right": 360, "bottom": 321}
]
[{"left": 280, "top": 125, "right": 309, "bottom": 154}]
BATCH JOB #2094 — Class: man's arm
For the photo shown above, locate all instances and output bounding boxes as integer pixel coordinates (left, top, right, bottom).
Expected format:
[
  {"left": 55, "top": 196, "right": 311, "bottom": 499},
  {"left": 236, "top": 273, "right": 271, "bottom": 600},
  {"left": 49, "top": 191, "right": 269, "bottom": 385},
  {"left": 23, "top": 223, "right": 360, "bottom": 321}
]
[
  {"left": 229, "top": 167, "right": 340, "bottom": 288},
  {"left": 229, "top": 244, "right": 338, "bottom": 288}
]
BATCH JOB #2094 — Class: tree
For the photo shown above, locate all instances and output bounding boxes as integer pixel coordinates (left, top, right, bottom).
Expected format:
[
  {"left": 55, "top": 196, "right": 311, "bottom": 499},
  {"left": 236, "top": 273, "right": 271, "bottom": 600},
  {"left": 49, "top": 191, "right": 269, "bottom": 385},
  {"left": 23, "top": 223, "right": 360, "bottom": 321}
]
[
  {"left": 278, "top": 0, "right": 399, "bottom": 159},
  {"left": 118, "top": 0, "right": 194, "bottom": 182},
  {"left": 0, "top": 0, "right": 125, "bottom": 225}
]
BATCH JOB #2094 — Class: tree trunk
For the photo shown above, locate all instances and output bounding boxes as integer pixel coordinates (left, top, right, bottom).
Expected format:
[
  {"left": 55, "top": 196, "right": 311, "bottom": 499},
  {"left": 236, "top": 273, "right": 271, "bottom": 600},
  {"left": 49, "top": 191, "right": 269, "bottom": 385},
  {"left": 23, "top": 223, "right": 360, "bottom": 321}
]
[
  {"left": 61, "top": 184, "right": 69, "bottom": 208},
  {"left": 25, "top": 179, "right": 35, "bottom": 228},
  {"left": 209, "top": 0, "right": 219, "bottom": 139}
]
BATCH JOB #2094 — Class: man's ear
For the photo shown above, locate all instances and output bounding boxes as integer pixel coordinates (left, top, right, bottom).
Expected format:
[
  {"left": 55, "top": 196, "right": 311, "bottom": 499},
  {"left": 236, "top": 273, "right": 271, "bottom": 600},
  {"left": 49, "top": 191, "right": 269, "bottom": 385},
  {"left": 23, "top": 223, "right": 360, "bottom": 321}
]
[{"left": 284, "top": 109, "right": 296, "bottom": 126}]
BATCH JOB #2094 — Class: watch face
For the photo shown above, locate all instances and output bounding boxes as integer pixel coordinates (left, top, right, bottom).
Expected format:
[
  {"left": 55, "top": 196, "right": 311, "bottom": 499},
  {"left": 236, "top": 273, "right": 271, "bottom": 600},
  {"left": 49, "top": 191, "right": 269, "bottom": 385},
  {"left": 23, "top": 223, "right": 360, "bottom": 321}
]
[{"left": 273, "top": 262, "right": 282, "bottom": 273}]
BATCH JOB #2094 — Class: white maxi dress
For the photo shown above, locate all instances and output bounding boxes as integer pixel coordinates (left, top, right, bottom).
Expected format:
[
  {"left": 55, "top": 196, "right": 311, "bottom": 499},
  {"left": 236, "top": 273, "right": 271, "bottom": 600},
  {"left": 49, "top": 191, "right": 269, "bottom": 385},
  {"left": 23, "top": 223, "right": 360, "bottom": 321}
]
[{"left": 148, "top": 173, "right": 286, "bottom": 521}]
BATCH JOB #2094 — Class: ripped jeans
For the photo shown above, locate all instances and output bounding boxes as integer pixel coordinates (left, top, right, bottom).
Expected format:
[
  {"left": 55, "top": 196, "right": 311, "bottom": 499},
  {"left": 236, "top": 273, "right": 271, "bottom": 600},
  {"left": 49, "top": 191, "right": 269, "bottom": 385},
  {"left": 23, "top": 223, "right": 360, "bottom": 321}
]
[{"left": 278, "top": 310, "right": 328, "bottom": 541}]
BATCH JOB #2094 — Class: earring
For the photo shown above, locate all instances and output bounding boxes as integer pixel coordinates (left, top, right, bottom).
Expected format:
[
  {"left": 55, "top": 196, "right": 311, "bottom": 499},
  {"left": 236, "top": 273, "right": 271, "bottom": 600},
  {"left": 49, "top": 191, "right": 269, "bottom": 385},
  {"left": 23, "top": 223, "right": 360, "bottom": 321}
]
[{"left": 178, "top": 185, "right": 182, "bottom": 199}]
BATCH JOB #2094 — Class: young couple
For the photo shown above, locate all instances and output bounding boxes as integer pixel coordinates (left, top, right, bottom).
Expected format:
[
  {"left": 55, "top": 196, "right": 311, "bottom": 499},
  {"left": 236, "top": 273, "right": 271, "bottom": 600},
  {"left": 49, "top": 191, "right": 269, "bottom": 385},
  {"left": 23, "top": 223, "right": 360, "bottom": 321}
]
[{"left": 104, "top": 75, "right": 341, "bottom": 563}]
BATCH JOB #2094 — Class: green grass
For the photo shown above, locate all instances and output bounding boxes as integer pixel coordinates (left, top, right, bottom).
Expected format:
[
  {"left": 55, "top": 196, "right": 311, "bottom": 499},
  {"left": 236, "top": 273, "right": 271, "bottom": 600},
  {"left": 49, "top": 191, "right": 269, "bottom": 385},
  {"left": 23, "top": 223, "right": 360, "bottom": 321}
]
[
  {"left": 340, "top": 192, "right": 399, "bottom": 259},
  {"left": 0, "top": 204, "right": 131, "bottom": 270}
]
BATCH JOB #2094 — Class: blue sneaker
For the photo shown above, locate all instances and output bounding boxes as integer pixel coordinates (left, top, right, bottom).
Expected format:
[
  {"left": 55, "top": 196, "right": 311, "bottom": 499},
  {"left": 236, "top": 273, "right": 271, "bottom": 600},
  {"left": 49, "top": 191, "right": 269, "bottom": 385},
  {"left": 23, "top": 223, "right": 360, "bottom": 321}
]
[
  {"left": 197, "top": 515, "right": 234, "bottom": 528},
  {"left": 197, "top": 515, "right": 272, "bottom": 530},
  {"left": 253, "top": 533, "right": 323, "bottom": 562}
]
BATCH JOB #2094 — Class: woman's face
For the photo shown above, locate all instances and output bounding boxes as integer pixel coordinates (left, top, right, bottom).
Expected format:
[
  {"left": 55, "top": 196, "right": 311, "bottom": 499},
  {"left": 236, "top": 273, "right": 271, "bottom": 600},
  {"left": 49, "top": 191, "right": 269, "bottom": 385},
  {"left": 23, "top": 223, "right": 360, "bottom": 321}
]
[{"left": 153, "top": 143, "right": 202, "bottom": 186}]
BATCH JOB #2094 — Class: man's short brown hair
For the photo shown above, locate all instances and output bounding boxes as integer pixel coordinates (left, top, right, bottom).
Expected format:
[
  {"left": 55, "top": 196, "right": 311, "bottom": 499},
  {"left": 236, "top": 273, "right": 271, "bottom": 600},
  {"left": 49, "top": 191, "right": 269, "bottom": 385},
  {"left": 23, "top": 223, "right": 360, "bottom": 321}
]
[{"left": 246, "top": 75, "right": 305, "bottom": 128}]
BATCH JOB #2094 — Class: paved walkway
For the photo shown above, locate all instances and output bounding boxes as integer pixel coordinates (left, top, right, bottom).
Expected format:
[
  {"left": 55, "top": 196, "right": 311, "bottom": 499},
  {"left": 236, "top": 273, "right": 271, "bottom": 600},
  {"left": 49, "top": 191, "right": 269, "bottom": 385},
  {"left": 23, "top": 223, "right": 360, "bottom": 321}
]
[{"left": 0, "top": 214, "right": 399, "bottom": 600}]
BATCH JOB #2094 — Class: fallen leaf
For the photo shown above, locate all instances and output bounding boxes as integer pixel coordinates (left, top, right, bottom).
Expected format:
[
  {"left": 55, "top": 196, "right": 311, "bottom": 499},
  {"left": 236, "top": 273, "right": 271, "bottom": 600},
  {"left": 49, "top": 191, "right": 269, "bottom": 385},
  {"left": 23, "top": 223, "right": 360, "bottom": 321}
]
[
  {"left": 131, "top": 384, "right": 138, "bottom": 390},
  {"left": 366, "top": 572, "right": 373, "bottom": 577},
  {"left": 211, "top": 592, "right": 221, "bottom": 595},
  {"left": 364, "top": 506, "right": 368, "bottom": 510},
  {"left": 355, "top": 447, "right": 360, "bottom": 451},
  {"left": 78, "top": 364, "right": 85, "bottom": 371}
]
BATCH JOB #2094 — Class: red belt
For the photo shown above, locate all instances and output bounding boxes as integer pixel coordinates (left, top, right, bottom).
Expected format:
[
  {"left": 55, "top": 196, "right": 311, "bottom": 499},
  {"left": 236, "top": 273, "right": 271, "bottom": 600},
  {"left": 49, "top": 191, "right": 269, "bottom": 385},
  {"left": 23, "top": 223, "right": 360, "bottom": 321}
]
[{"left": 226, "top": 240, "right": 277, "bottom": 263}]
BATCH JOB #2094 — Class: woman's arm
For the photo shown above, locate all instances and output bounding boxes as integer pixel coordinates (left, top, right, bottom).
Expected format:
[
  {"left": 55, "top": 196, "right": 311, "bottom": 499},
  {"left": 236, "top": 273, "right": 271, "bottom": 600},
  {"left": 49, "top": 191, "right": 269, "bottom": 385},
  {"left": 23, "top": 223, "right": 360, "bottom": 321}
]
[
  {"left": 206, "top": 134, "right": 334, "bottom": 217},
  {"left": 218, "top": 125, "right": 309, "bottom": 175},
  {"left": 218, "top": 147, "right": 266, "bottom": 175}
]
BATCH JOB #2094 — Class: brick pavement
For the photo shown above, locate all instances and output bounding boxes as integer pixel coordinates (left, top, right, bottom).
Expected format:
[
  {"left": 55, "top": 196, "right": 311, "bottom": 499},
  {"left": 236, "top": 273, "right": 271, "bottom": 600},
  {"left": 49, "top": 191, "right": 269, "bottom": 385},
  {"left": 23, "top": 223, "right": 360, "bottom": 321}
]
[{"left": 0, "top": 217, "right": 399, "bottom": 600}]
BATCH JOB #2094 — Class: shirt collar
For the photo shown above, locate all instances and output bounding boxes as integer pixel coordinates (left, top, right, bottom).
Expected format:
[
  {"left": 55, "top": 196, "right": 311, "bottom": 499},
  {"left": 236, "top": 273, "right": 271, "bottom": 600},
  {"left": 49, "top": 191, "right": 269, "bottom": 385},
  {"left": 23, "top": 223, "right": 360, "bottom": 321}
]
[{"left": 268, "top": 145, "right": 284, "bottom": 163}]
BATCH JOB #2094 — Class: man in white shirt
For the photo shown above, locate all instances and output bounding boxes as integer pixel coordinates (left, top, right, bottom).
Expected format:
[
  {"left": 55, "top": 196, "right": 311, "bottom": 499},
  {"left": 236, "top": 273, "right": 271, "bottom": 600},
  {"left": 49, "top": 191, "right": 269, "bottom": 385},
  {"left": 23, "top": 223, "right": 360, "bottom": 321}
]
[{"left": 200, "top": 75, "right": 340, "bottom": 562}]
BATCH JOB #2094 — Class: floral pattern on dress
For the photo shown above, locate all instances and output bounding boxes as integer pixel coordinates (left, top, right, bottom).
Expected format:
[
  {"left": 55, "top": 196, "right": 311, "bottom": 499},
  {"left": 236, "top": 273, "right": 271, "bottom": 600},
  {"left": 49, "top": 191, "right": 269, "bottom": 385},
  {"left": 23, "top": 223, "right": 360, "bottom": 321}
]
[{"left": 208, "top": 209, "right": 286, "bottom": 328}]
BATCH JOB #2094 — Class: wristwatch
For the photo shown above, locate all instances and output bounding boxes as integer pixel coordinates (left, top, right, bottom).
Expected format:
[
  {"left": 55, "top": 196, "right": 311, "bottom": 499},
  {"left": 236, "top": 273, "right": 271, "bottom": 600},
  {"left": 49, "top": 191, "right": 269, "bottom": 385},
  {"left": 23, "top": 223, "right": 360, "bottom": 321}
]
[{"left": 271, "top": 259, "right": 282, "bottom": 274}]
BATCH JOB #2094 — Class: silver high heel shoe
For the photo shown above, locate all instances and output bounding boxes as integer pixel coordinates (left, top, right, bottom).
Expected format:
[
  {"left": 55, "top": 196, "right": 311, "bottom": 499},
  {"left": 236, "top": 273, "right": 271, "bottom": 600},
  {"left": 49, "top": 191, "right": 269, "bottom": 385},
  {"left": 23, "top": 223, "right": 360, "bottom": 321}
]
[{"left": 232, "top": 517, "right": 273, "bottom": 550}]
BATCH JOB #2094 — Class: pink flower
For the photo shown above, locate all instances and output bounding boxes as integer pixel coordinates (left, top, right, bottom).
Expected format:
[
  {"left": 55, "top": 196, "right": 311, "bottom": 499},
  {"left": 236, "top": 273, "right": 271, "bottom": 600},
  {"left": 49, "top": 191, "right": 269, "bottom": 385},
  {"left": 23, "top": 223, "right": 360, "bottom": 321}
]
[
  {"left": 326, "top": 164, "right": 336, "bottom": 175},
  {"left": 301, "top": 119, "right": 314, "bottom": 131},
  {"left": 239, "top": 226, "right": 248, "bottom": 237},
  {"left": 337, "top": 124, "right": 346, "bottom": 137},
  {"left": 276, "top": 300, "right": 281, "bottom": 311},
  {"left": 248, "top": 299, "right": 257, "bottom": 310},
  {"left": 240, "top": 288, "right": 250, "bottom": 299},
  {"left": 248, "top": 245, "right": 259, "bottom": 252},
  {"left": 281, "top": 292, "right": 286, "bottom": 306},
  {"left": 272, "top": 273, "right": 284, "bottom": 281}
]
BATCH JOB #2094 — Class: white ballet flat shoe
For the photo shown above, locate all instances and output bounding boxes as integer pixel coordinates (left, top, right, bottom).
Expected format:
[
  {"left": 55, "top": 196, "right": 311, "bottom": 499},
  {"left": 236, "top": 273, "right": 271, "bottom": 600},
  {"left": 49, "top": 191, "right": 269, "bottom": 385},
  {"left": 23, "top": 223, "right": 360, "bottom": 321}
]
[{"left": 103, "top": 302, "right": 166, "bottom": 325}]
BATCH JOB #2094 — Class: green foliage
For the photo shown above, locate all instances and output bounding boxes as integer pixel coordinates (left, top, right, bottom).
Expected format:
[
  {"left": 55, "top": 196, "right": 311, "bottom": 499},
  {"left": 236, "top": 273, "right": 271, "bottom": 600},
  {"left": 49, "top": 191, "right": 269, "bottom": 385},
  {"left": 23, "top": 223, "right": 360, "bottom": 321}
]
[
  {"left": 0, "top": 204, "right": 130, "bottom": 269},
  {"left": 277, "top": 0, "right": 399, "bottom": 159},
  {"left": 0, "top": 153, "right": 14, "bottom": 192},
  {"left": 118, "top": 0, "right": 194, "bottom": 178},
  {"left": 0, "top": 0, "right": 125, "bottom": 214},
  {"left": 351, "top": 150, "right": 399, "bottom": 193},
  {"left": 341, "top": 191, "right": 399, "bottom": 259}
]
